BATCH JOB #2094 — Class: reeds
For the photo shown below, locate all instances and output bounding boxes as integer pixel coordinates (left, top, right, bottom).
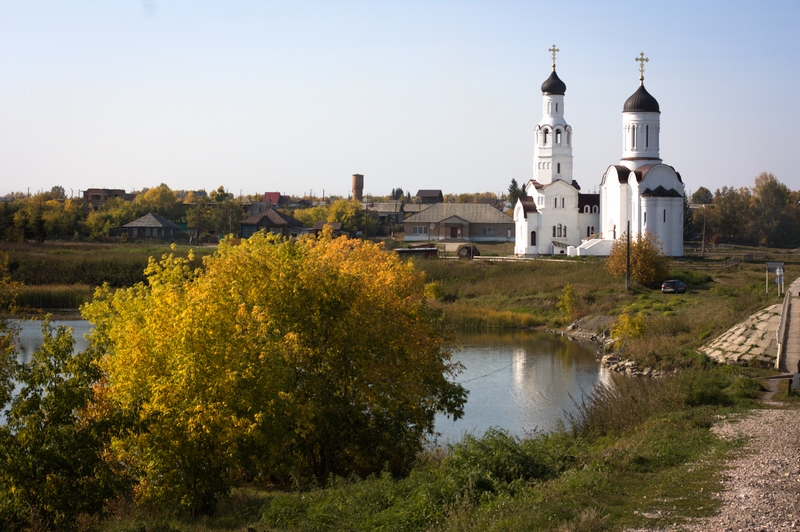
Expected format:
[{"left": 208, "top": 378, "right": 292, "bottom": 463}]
[{"left": 16, "top": 284, "right": 94, "bottom": 310}]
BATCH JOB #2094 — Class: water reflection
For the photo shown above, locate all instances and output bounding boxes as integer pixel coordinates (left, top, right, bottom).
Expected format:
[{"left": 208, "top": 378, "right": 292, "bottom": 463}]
[
  {"left": 435, "top": 330, "right": 611, "bottom": 442},
  {"left": 14, "top": 319, "right": 92, "bottom": 364},
  {"left": 11, "top": 322, "right": 611, "bottom": 443}
]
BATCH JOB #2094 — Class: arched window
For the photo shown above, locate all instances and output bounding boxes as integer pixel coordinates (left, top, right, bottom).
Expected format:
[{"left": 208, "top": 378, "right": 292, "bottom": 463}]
[
  {"left": 587, "top": 226, "right": 591, "bottom": 237},
  {"left": 555, "top": 129, "right": 562, "bottom": 144},
  {"left": 557, "top": 224, "right": 562, "bottom": 237},
  {"left": 663, "top": 209, "right": 666, "bottom": 223},
  {"left": 543, "top": 129, "right": 549, "bottom": 145},
  {"left": 555, "top": 102, "right": 558, "bottom": 112},
  {"left": 592, "top": 205, "right": 598, "bottom": 213},
  {"left": 557, "top": 163, "right": 561, "bottom": 174},
  {"left": 554, "top": 198, "right": 558, "bottom": 208},
  {"left": 552, "top": 226, "right": 556, "bottom": 237},
  {"left": 644, "top": 212, "right": 647, "bottom": 223},
  {"left": 584, "top": 205, "right": 590, "bottom": 213},
  {"left": 530, "top": 231, "right": 536, "bottom": 246},
  {"left": 645, "top": 125, "right": 650, "bottom": 148},
  {"left": 561, "top": 197, "right": 565, "bottom": 208},
  {"left": 567, "top": 131, "right": 571, "bottom": 145},
  {"left": 631, "top": 125, "right": 636, "bottom": 149},
  {"left": 564, "top": 226, "right": 567, "bottom": 238}
]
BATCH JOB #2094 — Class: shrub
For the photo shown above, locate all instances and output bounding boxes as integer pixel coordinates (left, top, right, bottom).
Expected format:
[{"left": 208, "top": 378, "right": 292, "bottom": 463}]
[{"left": 610, "top": 312, "right": 647, "bottom": 342}]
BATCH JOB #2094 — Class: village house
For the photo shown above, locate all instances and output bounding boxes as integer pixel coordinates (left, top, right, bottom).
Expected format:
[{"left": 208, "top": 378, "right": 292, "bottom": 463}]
[
  {"left": 240, "top": 207, "right": 304, "bottom": 238},
  {"left": 403, "top": 203, "right": 514, "bottom": 242},
  {"left": 112, "top": 213, "right": 181, "bottom": 240}
]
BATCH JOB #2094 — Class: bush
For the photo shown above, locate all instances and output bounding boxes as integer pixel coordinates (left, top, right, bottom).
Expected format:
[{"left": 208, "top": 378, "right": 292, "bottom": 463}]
[
  {"left": 668, "top": 269, "right": 713, "bottom": 286},
  {"left": 677, "top": 370, "right": 735, "bottom": 407},
  {"left": 610, "top": 311, "right": 647, "bottom": 342}
]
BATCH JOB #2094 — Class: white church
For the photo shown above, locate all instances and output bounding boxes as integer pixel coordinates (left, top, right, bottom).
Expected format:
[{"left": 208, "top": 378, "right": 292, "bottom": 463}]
[{"left": 514, "top": 48, "right": 685, "bottom": 257}]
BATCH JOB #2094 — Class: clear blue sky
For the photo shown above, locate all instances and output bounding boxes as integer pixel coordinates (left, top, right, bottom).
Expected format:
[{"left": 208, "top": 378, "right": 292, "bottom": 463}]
[{"left": 2, "top": 0, "right": 798, "bottom": 199}]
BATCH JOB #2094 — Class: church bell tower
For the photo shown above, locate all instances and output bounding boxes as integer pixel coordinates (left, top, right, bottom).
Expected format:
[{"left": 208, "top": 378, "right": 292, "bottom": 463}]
[{"left": 533, "top": 45, "right": 573, "bottom": 185}]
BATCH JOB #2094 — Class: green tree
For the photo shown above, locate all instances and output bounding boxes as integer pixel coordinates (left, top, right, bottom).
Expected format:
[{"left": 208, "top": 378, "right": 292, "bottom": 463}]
[
  {"left": 750, "top": 172, "right": 791, "bottom": 246},
  {"left": 507, "top": 178, "right": 522, "bottom": 207},
  {"left": 327, "top": 199, "right": 376, "bottom": 235},
  {"left": 211, "top": 198, "right": 245, "bottom": 237},
  {"left": 0, "top": 320, "right": 129, "bottom": 529},
  {"left": 605, "top": 231, "right": 670, "bottom": 288},
  {"left": 683, "top": 192, "right": 694, "bottom": 241},
  {"left": 82, "top": 197, "right": 137, "bottom": 240},
  {"left": 292, "top": 203, "right": 330, "bottom": 227},
  {"left": 707, "top": 186, "right": 752, "bottom": 243},
  {"left": 690, "top": 186, "right": 713, "bottom": 204},
  {"left": 83, "top": 233, "right": 466, "bottom": 514}
]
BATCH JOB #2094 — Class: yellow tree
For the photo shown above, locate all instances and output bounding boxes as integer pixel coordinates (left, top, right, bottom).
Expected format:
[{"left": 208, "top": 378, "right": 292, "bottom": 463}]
[
  {"left": 605, "top": 231, "right": 670, "bottom": 288},
  {"left": 83, "top": 232, "right": 466, "bottom": 514}
]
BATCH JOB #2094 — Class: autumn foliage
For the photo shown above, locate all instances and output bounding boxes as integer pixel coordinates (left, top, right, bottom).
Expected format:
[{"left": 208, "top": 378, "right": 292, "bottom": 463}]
[
  {"left": 82, "top": 232, "right": 466, "bottom": 514},
  {"left": 605, "top": 231, "right": 670, "bottom": 288}
]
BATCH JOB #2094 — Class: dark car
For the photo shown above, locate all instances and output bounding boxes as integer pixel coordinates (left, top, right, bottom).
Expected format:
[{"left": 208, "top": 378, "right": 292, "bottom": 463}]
[{"left": 661, "top": 280, "right": 687, "bottom": 294}]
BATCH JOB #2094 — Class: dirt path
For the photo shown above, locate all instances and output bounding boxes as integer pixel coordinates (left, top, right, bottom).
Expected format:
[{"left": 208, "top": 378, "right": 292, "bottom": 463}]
[{"left": 630, "top": 405, "right": 800, "bottom": 531}]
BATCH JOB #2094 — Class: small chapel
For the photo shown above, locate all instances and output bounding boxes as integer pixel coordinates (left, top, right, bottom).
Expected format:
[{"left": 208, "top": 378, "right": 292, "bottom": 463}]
[{"left": 514, "top": 47, "right": 685, "bottom": 257}]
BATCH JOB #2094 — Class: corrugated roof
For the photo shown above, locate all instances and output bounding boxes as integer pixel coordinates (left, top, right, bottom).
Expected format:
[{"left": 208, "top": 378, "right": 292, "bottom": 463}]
[
  {"left": 404, "top": 203, "right": 513, "bottom": 224},
  {"left": 367, "top": 202, "right": 404, "bottom": 214},
  {"left": 123, "top": 213, "right": 180, "bottom": 229}
]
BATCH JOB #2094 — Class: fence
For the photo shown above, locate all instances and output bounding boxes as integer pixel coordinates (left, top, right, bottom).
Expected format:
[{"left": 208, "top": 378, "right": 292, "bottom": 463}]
[{"left": 776, "top": 290, "right": 792, "bottom": 371}]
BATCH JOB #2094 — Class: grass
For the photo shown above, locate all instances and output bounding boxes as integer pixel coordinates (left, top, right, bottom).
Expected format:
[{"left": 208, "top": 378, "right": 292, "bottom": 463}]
[
  {"left": 5, "top": 241, "right": 799, "bottom": 530},
  {"left": 1, "top": 241, "right": 212, "bottom": 287},
  {"left": 93, "top": 368, "right": 757, "bottom": 532},
  {"left": 413, "top": 254, "right": 796, "bottom": 370}
]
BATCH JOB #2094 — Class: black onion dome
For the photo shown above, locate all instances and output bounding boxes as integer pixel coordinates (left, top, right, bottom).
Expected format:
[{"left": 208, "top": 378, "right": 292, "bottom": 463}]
[
  {"left": 623, "top": 83, "right": 660, "bottom": 113},
  {"left": 541, "top": 69, "right": 566, "bottom": 95}
]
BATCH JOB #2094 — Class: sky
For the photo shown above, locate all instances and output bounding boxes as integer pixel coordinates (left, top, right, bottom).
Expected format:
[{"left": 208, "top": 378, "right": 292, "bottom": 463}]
[{"left": 1, "top": 0, "right": 798, "bottom": 200}]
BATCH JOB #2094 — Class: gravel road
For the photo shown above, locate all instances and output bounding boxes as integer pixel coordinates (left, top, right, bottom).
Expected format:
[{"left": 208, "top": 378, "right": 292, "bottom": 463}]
[{"left": 630, "top": 405, "right": 800, "bottom": 532}]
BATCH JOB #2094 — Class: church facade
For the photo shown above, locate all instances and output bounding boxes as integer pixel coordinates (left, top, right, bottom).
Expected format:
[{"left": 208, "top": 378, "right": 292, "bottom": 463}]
[{"left": 514, "top": 49, "right": 684, "bottom": 257}]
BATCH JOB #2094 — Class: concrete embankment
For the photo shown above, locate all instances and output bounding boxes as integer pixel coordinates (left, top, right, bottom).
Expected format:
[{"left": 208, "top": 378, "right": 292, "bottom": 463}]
[{"left": 699, "top": 304, "right": 782, "bottom": 366}]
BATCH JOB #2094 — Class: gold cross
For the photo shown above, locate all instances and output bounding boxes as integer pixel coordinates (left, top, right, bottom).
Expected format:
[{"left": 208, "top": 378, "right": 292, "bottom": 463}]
[
  {"left": 635, "top": 52, "right": 649, "bottom": 81},
  {"left": 549, "top": 44, "right": 559, "bottom": 69}
]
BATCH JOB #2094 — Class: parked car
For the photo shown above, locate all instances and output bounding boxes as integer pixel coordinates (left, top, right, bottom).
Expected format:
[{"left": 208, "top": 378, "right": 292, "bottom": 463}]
[{"left": 661, "top": 280, "right": 687, "bottom": 294}]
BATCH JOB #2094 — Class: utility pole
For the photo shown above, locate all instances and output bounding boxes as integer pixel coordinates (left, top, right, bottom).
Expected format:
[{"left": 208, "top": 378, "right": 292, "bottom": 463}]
[{"left": 625, "top": 220, "right": 631, "bottom": 290}]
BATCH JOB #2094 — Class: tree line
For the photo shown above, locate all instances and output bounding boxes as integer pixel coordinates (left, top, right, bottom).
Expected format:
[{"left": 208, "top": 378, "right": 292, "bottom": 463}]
[{"left": 688, "top": 172, "right": 800, "bottom": 248}]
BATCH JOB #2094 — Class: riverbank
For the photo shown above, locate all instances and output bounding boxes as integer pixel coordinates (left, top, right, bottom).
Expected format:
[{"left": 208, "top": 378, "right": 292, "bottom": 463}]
[{"left": 628, "top": 404, "right": 800, "bottom": 532}]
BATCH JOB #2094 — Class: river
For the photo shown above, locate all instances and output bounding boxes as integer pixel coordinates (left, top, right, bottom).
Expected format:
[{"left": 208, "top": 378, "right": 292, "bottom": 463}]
[{"left": 12, "top": 321, "right": 608, "bottom": 441}]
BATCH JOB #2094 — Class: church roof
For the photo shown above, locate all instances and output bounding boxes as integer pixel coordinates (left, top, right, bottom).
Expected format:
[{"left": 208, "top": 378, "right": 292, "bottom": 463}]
[
  {"left": 623, "top": 83, "right": 660, "bottom": 113},
  {"left": 578, "top": 193, "right": 600, "bottom": 209},
  {"left": 637, "top": 164, "right": 684, "bottom": 184},
  {"left": 541, "top": 69, "right": 566, "bottom": 95},
  {"left": 519, "top": 195, "right": 538, "bottom": 214},
  {"left": 641, "top": 185, "right": 682, "bottom": 198}
]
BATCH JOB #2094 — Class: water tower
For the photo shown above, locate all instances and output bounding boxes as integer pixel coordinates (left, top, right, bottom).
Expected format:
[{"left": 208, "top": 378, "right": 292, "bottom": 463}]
[{"left": 351, "top": 174, "right": 364, "bottom": 202}]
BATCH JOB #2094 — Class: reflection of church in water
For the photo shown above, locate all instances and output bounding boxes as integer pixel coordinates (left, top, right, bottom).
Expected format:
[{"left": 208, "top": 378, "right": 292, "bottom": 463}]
[{"left": 514, "top": 46, "right": 685, "bottom": 257}]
